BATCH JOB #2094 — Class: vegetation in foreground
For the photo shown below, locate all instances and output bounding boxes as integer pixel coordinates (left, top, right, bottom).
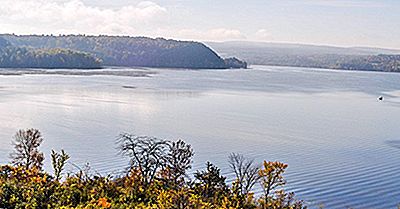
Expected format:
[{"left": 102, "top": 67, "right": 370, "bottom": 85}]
[{"left": 0, "top": 129, "right": 305, "bottom": 209}]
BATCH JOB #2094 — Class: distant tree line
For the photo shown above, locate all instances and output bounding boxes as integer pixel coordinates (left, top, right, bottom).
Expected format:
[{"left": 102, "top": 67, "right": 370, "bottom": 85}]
[
  {"left": 257, "top": 54, "right": 400, "bottom": 72},
  {"left": 335, "top": 54, "right": 400, "bottom": 72},
  {"left": 0, "top": 37, "right": 101, "bottom": 69},
  {"left": 209, "top": 42, "right": 400, "bottom": 72},
  {"left": 0, "top": 128, "right": 305, "bottom": 208}
]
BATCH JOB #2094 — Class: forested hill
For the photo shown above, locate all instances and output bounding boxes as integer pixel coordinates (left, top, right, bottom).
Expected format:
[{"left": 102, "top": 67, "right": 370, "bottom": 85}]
[
  {"left": 209, "top": 41, "right": 400, "bottom": 72},
  {"left": 0, "top": 37, "right": 10, "bottom": 49},
  {"left": 0, "top": 34, "right": 247, "bottom": 69},
  {"left": 0, "top": 37, "right": 102, "bottom": 69}
]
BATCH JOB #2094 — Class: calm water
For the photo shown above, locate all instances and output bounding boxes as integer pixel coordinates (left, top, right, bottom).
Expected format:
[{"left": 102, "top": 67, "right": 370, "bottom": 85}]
[{"left": 1, "top": 65, "right": 400, "bottom": 208}]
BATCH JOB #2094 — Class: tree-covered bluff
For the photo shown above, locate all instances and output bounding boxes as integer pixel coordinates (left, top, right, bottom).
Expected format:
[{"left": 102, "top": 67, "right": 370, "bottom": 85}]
[
  {"left": 0, "top": 37, "right": 102, "bottom": 69},
  {"left": 0, "top": 34, "right": 247, "bottom": 69}
]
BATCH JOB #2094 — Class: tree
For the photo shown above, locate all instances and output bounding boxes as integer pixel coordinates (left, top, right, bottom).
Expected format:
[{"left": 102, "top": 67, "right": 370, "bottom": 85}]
[
  {"left": 51, "top": 149, "right": 70, "bottom": 181},
  {"left": 164, "top": 139, "right": 194, "bottom": 186},
  {"left": 228, "top": 153, "right": 260, "bottom": 196},
  {"left": 117, "top": 134, "right": 169, "bottom": 187},
  {"left": 10, "top": 129, "right": 44, "bottom": 169},
  {"left": 259, "top": 161, "right": 288, "bottom": 199},
  {"left": 1, "top": 130, "right": 306, "bottom": 209},
  {"left": 194, "top": 162, "right": 228, "bottom": 202}
]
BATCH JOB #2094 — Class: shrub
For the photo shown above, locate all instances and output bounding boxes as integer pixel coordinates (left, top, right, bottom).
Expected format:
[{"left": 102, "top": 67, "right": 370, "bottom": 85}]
[{"left": 0, "top": 129, "right": 306, "bottom": 209}]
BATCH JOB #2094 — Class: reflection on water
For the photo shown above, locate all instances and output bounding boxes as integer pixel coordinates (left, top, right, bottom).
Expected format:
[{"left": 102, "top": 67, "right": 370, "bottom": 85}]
[{"left": 1, "top": 66, "right": 400, "bottom": 208}]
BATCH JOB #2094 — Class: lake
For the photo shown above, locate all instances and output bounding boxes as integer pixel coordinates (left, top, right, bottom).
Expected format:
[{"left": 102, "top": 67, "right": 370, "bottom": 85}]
[{"left": 1, "top": 65, "right": 400, "bottom": 208}]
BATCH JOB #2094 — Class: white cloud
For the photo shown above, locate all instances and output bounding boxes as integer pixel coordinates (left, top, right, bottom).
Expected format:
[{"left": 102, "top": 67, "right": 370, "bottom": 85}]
[
  {"left": 176, "top": 28, "right": 246, "bottom": 41},
  {"left": 0, "top": 1, "right": 244, "bottom": 42},
  {"left": 0, "top": 0, "right": 167, "bottom": 35}
]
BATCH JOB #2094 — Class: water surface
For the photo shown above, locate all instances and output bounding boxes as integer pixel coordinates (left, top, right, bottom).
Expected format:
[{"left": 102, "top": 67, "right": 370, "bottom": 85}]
[{"left": 1, "top": 65, "right": 400, "bottom": 208}]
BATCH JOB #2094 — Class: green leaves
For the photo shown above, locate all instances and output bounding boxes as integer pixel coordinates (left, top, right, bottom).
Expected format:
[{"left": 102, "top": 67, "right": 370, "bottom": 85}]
[
  {"left": 51, "top": 149, "right": 70, "bottom": 181},
  {"left": 0, "top": 45, "right": 101, "bottom": 69}
]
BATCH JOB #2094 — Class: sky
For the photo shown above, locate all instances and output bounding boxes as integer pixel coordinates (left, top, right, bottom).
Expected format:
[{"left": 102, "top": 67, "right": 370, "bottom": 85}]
[{"left": 0, "top": 0, "right": 400, "bottom": 49}]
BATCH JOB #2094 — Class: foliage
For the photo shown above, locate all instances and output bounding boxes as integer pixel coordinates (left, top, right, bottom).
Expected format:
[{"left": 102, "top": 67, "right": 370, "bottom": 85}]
[
  {"left": 259, "top": 161, "right": 288, "bottom": 198},
  {"left": 228, "top": 153, "right": 260, "bottom": 196},
  {"left": 224, "top": 57, "right": 247, "bottom": 69},
  {"left": 193, "top": 162, "right": 229, "bottom": 203},
  {"left": 0, "top": 37, "right": 10, "bottom": 49},
  {"left": 0, "top": 129, "right": 306, "bottom": 209},
  {"left": 0, "top": 34, "right": 247, "bottom": 69},
  {"left": 0, "top": 45, "right": 101, "bottom": 69},
  {"left": 335, "top": 54, "right": 400, "bottom": 72},
  {"left": 117, "top": 134, "right": 170, "bottom": 187},
  {"left": 10, "top": 129, "right": 44, "bottom": 170},
  {"left": 51, "top": 149, "right": 70, "bottom": 181},
  {"left": 164, "top": 139, "right": 194, "bottom": 187},
  {"left": 257, "top": 161, "right": 305, "bottom": 209},
  {"left": 210, "top": 42, "right": 400, "bottom": 72}
]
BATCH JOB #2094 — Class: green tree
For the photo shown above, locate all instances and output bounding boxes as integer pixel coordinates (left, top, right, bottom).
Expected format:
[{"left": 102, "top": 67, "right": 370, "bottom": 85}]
[
  {"left": 194, "top": 162, "right": 228, "bottom": 204},
  {"left": 51, "top": 149, "right": 70, "bottom": 181}
]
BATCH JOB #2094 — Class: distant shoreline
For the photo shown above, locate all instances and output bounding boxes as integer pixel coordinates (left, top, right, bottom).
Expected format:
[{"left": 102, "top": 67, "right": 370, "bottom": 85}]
[
  {"left": 0, "top": 68, "right": 157, "bottom": 77},
  {"left": 3, "top": 64, "right": 400, "bottom": 78}
]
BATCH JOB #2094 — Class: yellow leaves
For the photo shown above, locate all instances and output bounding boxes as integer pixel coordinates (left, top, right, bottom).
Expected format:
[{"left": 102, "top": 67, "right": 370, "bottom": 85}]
[
  {"left": 90, "top": 188, "right": 97, "bottom": 195},
  {"left": 139, "top": 186, "right": 145, "bottom": 193},
  {"left": 31, "top": 176, "right": 42, "bottom": 183},
  {"left": 31, "top": 175, "right": 47, "bottom": 184},
  {"left": 220, "top": 196, "right": 237, "bottom": 209},
  {"left": 0, "top": 162, "right": 304, "bottom": 209},
  {"left": 259, "top": 160, "right": 289, "bottom": 202},
  {"left": 97, "top": 197, "right": 111, "bottom": 208},
  {"left": 260, "top": 161, "right": 288, "bottom": 175},
  {"left": 156, "top": 190, "right": 173, "bottom": 209},
  {"left": 247, "top": 192, "right": 255, "bottom": 202},
  {"left": 259, "top": 161, "right": 288, "bottom": 176}
]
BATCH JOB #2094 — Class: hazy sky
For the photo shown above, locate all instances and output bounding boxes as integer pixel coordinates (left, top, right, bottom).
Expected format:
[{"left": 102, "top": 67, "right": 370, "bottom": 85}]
[{"left": 1, "top": 0, "right": 399, "bottom": 49}]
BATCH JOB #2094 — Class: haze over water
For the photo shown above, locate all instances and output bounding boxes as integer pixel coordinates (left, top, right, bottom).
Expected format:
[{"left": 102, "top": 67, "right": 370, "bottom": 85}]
[{"left": 1, "top": 65, "right": 400, "bottom": 208}]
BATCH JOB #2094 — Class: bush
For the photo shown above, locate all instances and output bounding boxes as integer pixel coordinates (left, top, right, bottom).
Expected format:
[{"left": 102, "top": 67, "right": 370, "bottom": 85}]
[{"left": 0, "top": 129, "right": 306, "bottom": 209}]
